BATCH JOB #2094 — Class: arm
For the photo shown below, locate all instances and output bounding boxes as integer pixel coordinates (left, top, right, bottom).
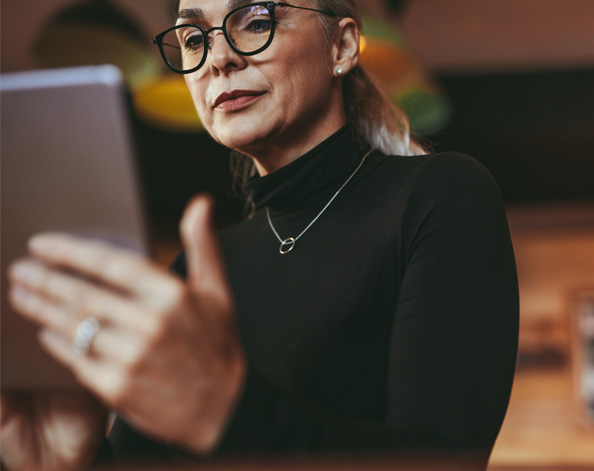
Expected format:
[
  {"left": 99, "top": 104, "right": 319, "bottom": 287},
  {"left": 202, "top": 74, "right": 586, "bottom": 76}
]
[{"left": 386, "top": 153, "right": 519, "bottom": 459}]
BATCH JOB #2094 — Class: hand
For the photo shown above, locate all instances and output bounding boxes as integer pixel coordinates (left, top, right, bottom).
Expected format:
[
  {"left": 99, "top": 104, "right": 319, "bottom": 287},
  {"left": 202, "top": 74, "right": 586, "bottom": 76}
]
[{"left": 6, "top": 195, "right": 246, "bottom": 456}]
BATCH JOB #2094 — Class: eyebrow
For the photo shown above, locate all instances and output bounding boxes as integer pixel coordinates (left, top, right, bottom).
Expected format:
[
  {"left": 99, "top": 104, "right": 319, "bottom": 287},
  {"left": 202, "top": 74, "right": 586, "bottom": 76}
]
[
  {"left": 176, "top": 0, "right": 260, "bottom": 22},
  {"left": 176, "top": 7, "right": 204, "bottom": 22}
]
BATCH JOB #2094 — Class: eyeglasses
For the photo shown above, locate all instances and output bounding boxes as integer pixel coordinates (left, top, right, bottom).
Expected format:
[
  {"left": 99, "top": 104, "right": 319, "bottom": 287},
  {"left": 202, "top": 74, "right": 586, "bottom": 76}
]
[{"left": 152, "top": 2, "right": 335, "bottom": 74}]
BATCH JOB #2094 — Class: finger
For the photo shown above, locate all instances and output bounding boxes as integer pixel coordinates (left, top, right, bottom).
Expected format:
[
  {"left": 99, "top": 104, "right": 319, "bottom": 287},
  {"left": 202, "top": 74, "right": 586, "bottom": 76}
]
[
  {"left": 8, "top": 284, "right": 73, "bottom": 336},
  {"left": 9, "top": 284, "right": 149, "bottom": 368},
  {"left": 37, "top": 329, "right": 126, "bottom": 404},
  {"left": 38, "top": 328, "right": 104, "bottom": 381},
  {"left": 9, "top": 259, "right": 147, "bottom": 329},
  {"left": 27, "top": 233, "right": 174, "bottom": 301},
  {"left": 38, "top": 328, "right": 164, "bottom": 412},
  {"left": 180, "top": 195, "right": 230, "bottom": 301}
]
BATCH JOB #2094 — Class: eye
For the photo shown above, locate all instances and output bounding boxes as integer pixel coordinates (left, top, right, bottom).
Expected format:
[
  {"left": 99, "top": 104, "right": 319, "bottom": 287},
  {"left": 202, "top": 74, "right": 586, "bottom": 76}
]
[
  {"left": 244, "top": 18, "right": 272, "bottom": 34},
  {"left": 183, "top": 31, "right": 205, "bottom": 50}
]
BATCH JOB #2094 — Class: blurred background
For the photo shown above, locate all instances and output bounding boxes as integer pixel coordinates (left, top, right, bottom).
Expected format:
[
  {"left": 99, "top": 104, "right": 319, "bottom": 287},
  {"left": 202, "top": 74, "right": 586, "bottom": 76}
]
[{"left": 2, "top": 0, "right": 593, "bottom": 468}]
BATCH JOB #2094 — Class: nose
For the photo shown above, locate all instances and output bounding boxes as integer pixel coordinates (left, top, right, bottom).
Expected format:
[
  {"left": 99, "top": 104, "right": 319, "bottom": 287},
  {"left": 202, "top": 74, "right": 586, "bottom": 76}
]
[{"left": 207, "top": 29, "right": 247, "bottom": 75}]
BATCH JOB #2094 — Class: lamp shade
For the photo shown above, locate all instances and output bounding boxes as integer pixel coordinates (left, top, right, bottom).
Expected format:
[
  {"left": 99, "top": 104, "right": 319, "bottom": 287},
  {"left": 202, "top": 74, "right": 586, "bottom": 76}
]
[
  {"left": 360, "top": 16, "right": 451, "bottom": 134},
  {"left": 133, "top": 76, "right": 203, "bottom": 133}
]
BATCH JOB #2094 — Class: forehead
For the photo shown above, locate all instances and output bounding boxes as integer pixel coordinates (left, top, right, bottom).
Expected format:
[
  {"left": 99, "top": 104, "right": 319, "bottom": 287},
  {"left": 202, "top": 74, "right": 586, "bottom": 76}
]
[{"left": 177, "top": 0, "right": 258, "bottom": 18}]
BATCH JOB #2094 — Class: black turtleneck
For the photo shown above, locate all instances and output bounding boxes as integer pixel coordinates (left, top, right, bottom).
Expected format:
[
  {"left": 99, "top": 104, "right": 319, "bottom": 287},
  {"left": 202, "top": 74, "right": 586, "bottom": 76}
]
[{"left": 108, "top": 127, "right": 519, "bottom": 469}]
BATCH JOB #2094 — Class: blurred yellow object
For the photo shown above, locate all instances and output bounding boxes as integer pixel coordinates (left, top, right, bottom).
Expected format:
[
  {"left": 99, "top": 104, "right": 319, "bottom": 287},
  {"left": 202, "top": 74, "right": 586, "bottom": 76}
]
[
  {"left": 360, "top": 35, "right": 419, "bottom": 97},
  {"left": 359, "top": 15, "right": 415, "bottom": 95},
  {"left": 133, "top": 76, "right": 203, "bottom": 133}
]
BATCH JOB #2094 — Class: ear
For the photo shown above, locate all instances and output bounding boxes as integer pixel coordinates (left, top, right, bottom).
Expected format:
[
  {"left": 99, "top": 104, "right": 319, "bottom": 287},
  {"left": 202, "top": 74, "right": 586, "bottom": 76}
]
[{"left": 332, "top": 18, "right": 360, "bottom": 77}]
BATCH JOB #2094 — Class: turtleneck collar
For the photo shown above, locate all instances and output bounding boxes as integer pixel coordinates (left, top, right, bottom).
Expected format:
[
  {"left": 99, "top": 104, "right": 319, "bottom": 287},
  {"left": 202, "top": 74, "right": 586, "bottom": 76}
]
[{"left": 244, "top": 126, "right": 370, "bottom": 212}]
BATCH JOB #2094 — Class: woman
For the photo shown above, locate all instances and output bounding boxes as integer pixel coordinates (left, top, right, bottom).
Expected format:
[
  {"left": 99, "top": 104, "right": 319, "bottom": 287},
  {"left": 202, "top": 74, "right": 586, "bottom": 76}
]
[{"left": 2, "top": 1, "right": 519, "bottom": 470}]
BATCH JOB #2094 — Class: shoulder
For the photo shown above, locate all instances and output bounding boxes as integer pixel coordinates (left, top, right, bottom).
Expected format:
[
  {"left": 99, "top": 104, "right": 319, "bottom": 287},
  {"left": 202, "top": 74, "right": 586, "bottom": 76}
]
[
  {"left": 364, "top": 151, "right": 503, "bottom": 217},
  {"left": 417, "top": 151, "right": 497, "bottom": 187},
  {"left": 367, "top": 151, "right": 510, "bottom": 252},
  {"left": 375, "top": 151, "right": 501, "bottom": 202},
  {"left": 376, "top": 151, "right": 495, "bottom": 185},
  {"left": 391, "top": 152, "right": 511, "bottom": 251}
]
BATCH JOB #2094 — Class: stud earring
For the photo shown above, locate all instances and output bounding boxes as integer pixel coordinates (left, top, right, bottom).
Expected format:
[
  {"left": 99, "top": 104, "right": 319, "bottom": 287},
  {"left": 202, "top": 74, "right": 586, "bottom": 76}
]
[{"left": 336, "top": 68, "right": 345, "bottom": 77}]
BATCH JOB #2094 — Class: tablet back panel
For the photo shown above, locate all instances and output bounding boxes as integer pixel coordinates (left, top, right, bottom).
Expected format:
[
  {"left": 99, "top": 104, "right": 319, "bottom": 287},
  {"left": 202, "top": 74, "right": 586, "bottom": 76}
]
[{"left": 1, "top": 65, "right": 148, "bottom": 389}]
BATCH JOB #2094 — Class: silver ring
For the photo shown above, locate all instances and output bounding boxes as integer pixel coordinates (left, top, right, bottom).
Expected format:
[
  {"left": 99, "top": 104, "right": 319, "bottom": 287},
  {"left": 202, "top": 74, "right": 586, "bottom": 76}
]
[{"left": 73, "top": 317, "right": 100, "bottom": 356}]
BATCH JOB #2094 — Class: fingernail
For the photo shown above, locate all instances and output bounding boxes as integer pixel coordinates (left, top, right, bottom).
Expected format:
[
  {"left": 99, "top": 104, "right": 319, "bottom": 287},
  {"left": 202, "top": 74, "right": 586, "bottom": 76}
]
[{"left": 29, "top": 235, "right": 55, "bottom": 255}]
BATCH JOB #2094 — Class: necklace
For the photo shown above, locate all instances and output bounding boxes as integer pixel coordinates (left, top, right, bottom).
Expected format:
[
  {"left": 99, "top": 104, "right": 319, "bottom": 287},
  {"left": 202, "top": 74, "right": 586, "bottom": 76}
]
[{"left": 266, "top": 149, "right": 374, "bottom": 254}]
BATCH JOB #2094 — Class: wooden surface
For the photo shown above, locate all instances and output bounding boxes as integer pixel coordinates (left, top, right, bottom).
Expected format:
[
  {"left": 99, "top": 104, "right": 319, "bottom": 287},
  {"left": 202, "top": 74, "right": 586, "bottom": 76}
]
[
  {"left": 490, "top": 206, "right": 594, "bottom": 469},
  {"left": 489, "top": 368, "right": 594, "bottom": 468}
]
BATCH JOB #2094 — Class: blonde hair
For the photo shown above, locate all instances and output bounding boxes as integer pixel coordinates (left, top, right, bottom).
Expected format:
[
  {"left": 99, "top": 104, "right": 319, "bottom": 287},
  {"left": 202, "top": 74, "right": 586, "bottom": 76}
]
[{"left": 230, "top": 0, "right": 426, "bottom": 208}]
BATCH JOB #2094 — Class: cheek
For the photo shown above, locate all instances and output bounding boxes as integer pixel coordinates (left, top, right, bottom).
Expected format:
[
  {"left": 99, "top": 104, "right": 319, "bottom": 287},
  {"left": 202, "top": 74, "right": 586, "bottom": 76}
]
[
  {"left": 279, "top": 60, "right": 333, "bottom": 114},
  {"left": 274, "top": 36, "right": 332, "bottom": 98},
  {"left": 185, "top": 76, "right": 213, "bottom": 126}
]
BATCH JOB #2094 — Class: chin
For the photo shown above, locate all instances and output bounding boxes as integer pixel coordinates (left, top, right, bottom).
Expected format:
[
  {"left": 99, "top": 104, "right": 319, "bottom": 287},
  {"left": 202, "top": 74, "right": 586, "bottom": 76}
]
[{"left": 210, "top": 115, "right": 278, "bottom": 153}]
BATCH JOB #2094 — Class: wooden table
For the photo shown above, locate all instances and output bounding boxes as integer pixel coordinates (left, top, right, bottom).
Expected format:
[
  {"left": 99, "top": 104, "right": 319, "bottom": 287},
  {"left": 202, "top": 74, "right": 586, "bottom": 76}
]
[{"left": 489, "top": 367, "right": 594, "bottom": 469}]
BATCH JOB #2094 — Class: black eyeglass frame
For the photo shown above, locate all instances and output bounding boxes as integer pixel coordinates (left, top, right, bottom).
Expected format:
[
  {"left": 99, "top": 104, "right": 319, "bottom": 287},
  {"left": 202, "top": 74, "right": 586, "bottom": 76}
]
[{"left": 152, "top": 2, "right": 336, "bottom": 74}]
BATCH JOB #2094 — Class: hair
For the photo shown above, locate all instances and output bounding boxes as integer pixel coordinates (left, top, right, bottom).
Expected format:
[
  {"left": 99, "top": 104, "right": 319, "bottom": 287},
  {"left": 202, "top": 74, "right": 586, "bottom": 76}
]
[
  {"left": 311, "top": 0, "right": 425, "bottom": 157},
  {"left": 184, "top": 0, "right": 427, "bottom": 210}
]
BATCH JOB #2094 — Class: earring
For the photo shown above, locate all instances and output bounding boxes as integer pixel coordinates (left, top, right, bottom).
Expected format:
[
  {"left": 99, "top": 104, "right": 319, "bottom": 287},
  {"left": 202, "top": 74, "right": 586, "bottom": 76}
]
[{"left": 336, "top": 67, "right": 345, "bottom": 77}]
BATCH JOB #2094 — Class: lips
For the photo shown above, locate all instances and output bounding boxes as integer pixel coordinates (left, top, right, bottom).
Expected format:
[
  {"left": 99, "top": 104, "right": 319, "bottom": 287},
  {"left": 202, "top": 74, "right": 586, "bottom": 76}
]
[{"left": 213, "top": 90, "right": 265, "bottom": 109}]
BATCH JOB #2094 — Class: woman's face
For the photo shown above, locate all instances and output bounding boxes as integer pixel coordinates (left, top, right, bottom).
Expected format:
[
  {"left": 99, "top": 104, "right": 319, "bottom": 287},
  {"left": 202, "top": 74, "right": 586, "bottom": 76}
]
[{"left": 178, "top": 0, "right": 346, "bottom": 165}]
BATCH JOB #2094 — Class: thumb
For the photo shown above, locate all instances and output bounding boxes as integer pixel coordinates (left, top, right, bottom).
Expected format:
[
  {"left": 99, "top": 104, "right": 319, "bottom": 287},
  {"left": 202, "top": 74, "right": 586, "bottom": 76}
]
[{"left": 180, "top": 194, "right": 229, "bottom": 301}]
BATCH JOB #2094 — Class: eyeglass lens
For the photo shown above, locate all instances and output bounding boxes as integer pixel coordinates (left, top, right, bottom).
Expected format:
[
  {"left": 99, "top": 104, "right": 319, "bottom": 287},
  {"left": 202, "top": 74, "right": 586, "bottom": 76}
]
[{"left": 162, "top": 4, "right": 273, "bottom": 72}]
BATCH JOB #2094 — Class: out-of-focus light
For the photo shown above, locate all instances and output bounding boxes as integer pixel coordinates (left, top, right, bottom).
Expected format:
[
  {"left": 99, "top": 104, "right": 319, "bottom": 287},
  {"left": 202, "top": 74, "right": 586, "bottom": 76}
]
[
  {"left": 359, "top": 16, "right": 451, "bottom": 134},
  {"left": 134, "top": 76, "right": 203, "bottom": 133},
  {"left": 360, "top": 35, "right": 368, "bottom": 54}
]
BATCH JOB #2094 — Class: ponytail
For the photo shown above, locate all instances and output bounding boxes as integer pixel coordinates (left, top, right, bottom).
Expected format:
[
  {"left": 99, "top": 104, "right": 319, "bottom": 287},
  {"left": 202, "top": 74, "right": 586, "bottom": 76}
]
[{"left": 343, "top": 65, "right": 426, "bottom": 156}]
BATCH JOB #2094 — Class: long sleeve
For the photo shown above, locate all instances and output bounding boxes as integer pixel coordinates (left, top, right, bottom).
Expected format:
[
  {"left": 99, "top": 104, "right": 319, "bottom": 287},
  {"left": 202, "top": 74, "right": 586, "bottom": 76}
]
[
  {"left": 386, "top": 154, "right": 519, "bottom": 456},
  {"left": 204, "top": 153, "right": 518, "bottom": 469}
]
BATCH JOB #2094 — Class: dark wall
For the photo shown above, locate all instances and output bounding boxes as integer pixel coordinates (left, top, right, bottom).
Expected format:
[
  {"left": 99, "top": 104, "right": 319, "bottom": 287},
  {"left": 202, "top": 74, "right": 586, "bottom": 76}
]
[
  {"left": 430, "top": 68, "right": 594, "bottom": 203},
  {"left": 131, "top": 118, "right": 242, "bottom": 236}
]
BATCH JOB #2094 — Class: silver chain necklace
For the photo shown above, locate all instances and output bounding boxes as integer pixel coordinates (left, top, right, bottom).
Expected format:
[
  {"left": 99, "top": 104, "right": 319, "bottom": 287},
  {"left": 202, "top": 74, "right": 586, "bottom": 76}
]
[{"left": 266, "top": 149, "right": 374, "bottom": 254}]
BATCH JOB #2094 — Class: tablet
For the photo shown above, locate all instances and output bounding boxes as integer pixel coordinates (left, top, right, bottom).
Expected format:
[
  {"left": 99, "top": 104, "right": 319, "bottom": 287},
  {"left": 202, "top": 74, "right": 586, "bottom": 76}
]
[{"left": 1, "top": 65, "right": 149, "bottom": 389}]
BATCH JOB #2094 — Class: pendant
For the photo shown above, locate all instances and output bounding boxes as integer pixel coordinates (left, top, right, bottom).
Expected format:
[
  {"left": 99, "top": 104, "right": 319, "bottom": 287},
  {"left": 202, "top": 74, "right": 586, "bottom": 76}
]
[{"left": 279, "top": 237, "right": 296, "bottom": 254}]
